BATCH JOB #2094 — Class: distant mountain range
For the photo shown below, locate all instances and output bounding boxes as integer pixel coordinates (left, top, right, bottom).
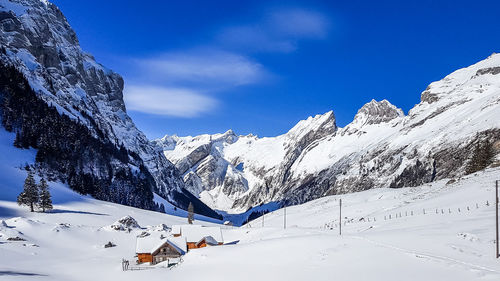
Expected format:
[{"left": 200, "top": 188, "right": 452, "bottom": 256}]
[
  {"left": 156, "top": 54, "right": 500, "bottom": 214},
  {"left": 1, "top": 0, "right": 499, "bottom": 223}
]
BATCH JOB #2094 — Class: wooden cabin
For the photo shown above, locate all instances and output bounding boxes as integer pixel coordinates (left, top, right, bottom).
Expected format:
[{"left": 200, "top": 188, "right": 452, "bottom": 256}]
[
  {"left": 136, "top": 225, "right": 224, "bottom": 265},
  {"left": 173, "top": 225, "right": 224, "bottom": 249},
  {"left": 137, "top": 253, "right": 153, "bottom": 264},
  {"left": 151, "top": 239, "right": 186, "bottom": 264},
  {"left": 136, "top": 235, "right": 187, "bottom": 265},
  {"left": 196, "top": 235, "right": 223, "bottom": 248}
]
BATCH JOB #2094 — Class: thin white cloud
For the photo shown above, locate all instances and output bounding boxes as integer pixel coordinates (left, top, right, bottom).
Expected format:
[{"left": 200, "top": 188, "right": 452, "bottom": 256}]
[
  {"left": 123, "top": 50, "right": 267, "bottom": 118},
  {"left": 124, "top": 85, "right": 217, "bottom": 118},
  {"left": 121, "top": 7, "right": 328, "bottom": 118},
  {"left": 217, "top": 8, "right": 329, "bottom": 53},
  {"left": 135, "top": 50, "right": 266, "bottom": 87},
  {"left": 267, "top": 8, "right": 329, "bottom": 38}
]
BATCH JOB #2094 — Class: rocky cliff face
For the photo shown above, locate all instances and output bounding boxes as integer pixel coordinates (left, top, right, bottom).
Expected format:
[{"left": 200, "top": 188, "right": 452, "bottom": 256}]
[
  {"left": 158, "top": 54, "right": 500, "bottom": 214},
  {"left": 156, "top": 111, "right": 337, "bottom": 212},
  {"left": 0, "top": 0, "right": 220, "bottom": 219},
  {"left": 154, "top": 130, "right": 247, "bottom": 211}
]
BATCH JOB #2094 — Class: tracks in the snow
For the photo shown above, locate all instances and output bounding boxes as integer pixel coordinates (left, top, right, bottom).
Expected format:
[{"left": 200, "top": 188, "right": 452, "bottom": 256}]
[{"left": 351, "top": 235, "right": 500, "bottom": 276}]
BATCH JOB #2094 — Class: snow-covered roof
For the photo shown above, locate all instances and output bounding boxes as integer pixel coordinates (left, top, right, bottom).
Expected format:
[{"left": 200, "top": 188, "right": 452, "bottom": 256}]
[
  {"left": 136, "top": 234, "right": 187, "bottom": 254},
  {"left": 136, "top": 235, "right": 160, "bottom": 253},
  {"left": 178, "top": 225, "right": 223, "bottom": 243},
  {"left": 197, "top": 235, "right": 219, "bottom": 246},
  {"left": 165, "top": 236, "right": 187, "bottom": 254},
  {"left": 171, "top": 224, "right": 188, "bottom": 235}
]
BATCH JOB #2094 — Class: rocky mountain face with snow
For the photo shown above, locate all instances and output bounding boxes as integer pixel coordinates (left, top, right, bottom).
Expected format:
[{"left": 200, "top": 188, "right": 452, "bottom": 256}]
[
  {"left": 157, "top": 54, "right": 500, "bottom": 214},
  {"left": 0, "top": 0, "right": 220, "bottom": 219}
]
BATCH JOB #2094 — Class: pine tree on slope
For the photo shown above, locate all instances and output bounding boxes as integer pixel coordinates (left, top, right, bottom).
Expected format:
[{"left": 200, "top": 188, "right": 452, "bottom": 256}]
[
  {"left": 38, "top": 178, "right": 53, "bottom": 212},
  {"left": 17, "top": 172, "right": 39, "bottom": 212},
  {"left": 187, "top": 202, "right": 194, "bottom": 224}
]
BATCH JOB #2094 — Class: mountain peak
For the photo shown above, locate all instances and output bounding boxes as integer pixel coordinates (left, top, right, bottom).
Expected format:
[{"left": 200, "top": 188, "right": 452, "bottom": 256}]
[
  {"left": 351, "top": 99, "right": 404, "bottom": 127},
  {"left": 223, "top": 129, "right": 236, "bottom": 137},
  {"left": 287, "top": 110, "right": 336, "bottom": 137},
  {"left": 420, "top": 53, "right": 500, "bottom": 104}
]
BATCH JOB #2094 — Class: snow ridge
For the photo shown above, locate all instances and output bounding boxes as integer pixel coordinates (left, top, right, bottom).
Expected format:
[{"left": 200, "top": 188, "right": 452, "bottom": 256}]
[{"left": 157, "top": 54, "right": 500, "bottom": 214}]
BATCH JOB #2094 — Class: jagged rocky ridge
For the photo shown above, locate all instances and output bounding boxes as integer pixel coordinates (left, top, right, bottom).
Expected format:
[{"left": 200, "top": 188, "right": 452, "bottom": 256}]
[
  {"left": 157, "top": 54, "right": 500, "bottom": 214},
  {"left": 0, "top": 0, "right": 221, "bottom": 219}
]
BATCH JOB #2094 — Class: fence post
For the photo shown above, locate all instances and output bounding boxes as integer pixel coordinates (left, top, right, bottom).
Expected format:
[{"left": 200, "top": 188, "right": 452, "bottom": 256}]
[
  {"left": 496, "top": 180, "right": 499, "bottom": 258},
  {"left": 284, "top": 206, "right": 286, "bottom": 229},
  {"left": 339, "top": 198, "right": 342, "bottom": 236}
]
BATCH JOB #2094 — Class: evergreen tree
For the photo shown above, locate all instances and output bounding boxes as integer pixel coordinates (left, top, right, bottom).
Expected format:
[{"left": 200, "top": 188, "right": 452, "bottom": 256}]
[
  {"left": 38, "top": 178, "right": 53, "bottom": 212},
  {"left": 17, "top": 172, "right": 39, "bottom": 212},
  {"left": 187, "top": 202, "right": 194, "bottom": 224}
]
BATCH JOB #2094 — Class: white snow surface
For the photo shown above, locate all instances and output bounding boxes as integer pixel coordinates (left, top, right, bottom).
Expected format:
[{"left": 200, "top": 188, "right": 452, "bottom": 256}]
[
  {"left": 174, "top": 224, "right": 223, "bottom": 243},
  {"left": 136, "top": 234, "right": 187, "bottom": 254},
  {"left": 2, "top": 115, "right": 500, "bottom": 280},
  {"left": 2, "top": 132, "right": 500, "bottom": 280}
]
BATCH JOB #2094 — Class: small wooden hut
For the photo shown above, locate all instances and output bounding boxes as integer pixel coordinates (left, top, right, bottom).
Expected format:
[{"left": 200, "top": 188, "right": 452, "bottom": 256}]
[{"left": 136, "top": 235, "right": 187, "bottom": 265}]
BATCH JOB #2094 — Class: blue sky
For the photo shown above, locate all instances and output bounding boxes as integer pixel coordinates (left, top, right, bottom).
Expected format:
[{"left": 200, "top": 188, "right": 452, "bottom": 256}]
[{"left": 52, "top": 0, "right": 500, "bottom": 139}]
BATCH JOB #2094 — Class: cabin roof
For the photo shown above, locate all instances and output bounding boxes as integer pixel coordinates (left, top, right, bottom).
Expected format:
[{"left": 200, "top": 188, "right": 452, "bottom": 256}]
[
  {"left": 136, "top": 233, "right": 187, "bottom": 254},
  {"left": 179, "top": 225, "right": 223, "bottom": 243},
  {"left": 171, "top": 224, "right": 184, "bottom": 235},
  {"left": 151, "top": 237, "right": 187, "bottom": 255},
  {"left": 197, "top": 235, "right": 219, "bottom": 246}
]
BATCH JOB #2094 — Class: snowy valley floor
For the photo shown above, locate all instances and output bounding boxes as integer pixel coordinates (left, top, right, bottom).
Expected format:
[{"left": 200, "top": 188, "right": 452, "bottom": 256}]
[{"left": 1, "top": 128, "right": 500, "bottom": 280}]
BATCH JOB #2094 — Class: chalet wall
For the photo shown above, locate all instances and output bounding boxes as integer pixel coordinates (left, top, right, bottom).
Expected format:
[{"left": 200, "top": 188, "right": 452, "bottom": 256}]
[{"left": 137, "top": 253, "right": 152, "bottom": 264}]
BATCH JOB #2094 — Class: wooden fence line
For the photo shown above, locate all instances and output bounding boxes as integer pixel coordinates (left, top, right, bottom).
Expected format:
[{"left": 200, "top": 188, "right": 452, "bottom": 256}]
[{"left": 322, "top": 200, "right": 493, "bottom": 230}]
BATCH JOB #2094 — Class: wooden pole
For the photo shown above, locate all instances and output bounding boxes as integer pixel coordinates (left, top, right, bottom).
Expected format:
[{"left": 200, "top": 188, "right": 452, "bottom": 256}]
[
  {"left": 339, "top": 198, "right": 342, "bottom": 236},
  {"left": 284, "top": 206, "right": 287, "bottom": 229},
  {"left": 496, "top": 180, "right": 499, "bottom": 259}
]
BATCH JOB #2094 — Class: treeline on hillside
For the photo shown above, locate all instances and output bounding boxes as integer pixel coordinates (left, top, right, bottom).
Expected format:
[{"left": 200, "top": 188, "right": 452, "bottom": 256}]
[{"left": 0, "top": 61, "right": 160, "bottom": 211}]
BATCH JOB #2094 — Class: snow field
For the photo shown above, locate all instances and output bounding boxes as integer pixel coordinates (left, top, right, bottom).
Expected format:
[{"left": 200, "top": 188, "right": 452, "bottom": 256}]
[{"left": 2, "top": 126, "right": 500, "bottom": 280}]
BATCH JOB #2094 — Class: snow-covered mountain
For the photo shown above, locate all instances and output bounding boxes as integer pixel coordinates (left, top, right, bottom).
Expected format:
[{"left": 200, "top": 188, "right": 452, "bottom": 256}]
[
  {"left": 0, "top": 0, "right": 220, "bottom": 219},
  {"left": 154, "top": 111, "right": 336, "bottom": 212},
  {"left": 2, "top": 130, "right": 500, "bottom": 281},
  {"left": 157, "top": 54, "right": 500, "bottom": 214}
]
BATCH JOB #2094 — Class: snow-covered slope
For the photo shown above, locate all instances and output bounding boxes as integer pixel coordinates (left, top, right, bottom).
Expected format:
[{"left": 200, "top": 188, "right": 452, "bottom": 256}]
[
  {"left": 155, "top": 111, "right": 336, "bottom": 212},
  {"left": 2, "top": 135, "right": 500, "bottom": 280},
  {"left": 157, "top": 54, "right": 500, "bottom": 214},
  {"left": 0, "top": 0, "right": 220, "bottom": 218}
]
